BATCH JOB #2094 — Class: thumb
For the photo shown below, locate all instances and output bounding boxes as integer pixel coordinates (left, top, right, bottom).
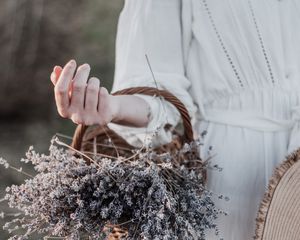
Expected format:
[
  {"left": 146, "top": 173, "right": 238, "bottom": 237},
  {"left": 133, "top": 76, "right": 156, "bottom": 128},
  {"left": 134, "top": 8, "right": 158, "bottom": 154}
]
[{"left": 50, "top": 66, "right": 63, "bottom": 85}]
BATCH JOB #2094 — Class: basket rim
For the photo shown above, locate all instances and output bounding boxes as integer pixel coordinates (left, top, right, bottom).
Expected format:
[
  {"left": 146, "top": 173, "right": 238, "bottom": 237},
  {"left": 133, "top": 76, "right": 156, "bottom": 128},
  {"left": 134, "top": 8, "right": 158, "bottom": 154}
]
[{"left": 71, "top": 86, "right": 195, "bottom": 152}]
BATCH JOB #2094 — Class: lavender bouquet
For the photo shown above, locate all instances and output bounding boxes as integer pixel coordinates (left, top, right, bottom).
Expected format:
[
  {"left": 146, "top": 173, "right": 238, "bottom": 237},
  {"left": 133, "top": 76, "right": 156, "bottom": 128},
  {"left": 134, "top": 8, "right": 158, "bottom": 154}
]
[{"left": 0, "top": 134, "right": 228, "bottom": 240}]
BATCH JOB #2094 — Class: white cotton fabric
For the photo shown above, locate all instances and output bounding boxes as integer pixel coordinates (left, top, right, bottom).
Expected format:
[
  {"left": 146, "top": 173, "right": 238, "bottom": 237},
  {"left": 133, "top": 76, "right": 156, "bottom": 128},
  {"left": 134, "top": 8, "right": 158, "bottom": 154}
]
[{"left": 107, "top": 0, "right": 300, "bottom": 239}]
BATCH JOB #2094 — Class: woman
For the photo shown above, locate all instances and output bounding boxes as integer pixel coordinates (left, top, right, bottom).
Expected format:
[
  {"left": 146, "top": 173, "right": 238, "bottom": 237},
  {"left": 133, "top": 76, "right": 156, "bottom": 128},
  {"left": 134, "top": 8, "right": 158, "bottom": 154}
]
[{"left": 50, "top": 1, "right": 300, "bottom": 239}]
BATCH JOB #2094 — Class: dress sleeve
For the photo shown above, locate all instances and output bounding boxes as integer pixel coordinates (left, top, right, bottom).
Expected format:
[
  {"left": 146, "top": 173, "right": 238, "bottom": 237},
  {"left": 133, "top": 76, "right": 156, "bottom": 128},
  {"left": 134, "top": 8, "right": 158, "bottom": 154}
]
[{"left": 107, "top": 0, "right": 197, "bottom": 148}]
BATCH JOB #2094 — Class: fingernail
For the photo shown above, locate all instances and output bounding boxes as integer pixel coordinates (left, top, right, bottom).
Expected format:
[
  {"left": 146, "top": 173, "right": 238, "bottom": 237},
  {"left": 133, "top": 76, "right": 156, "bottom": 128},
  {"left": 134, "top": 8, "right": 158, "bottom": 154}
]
[
  {"left": 69, "top": 59, "right": 76, "bottom": 66},
  {"left": 83, "top": 63, "right": 90, "bottom": 69}
]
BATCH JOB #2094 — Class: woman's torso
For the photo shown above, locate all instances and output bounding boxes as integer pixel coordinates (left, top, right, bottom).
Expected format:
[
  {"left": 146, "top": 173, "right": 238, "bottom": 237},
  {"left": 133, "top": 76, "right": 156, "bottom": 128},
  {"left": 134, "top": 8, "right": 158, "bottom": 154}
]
[{"left": 186, "top": 0, "right": 300, "bottom": 125}]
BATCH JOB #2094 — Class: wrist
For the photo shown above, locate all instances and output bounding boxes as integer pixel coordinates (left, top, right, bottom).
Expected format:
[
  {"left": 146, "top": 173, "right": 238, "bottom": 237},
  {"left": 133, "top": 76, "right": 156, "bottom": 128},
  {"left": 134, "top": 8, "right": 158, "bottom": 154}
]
[
  {"left": 108, "top": 94, "right": 151, "bottom": 128},
  {"left": 110, "top": 95, "right": 123, "bottom": 123}
]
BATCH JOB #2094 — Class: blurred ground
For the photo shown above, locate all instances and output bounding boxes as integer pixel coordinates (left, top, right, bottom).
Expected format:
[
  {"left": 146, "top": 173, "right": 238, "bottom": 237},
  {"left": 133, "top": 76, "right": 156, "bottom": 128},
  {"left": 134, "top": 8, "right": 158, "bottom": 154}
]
[{"left": 0, "top": 0, "right": 123, "bottom": 238}]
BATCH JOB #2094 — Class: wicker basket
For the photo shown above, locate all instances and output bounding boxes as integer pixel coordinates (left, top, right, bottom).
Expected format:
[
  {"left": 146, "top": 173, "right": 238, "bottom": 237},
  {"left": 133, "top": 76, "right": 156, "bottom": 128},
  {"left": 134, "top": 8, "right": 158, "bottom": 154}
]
[
  {"left": 255, "top": 147, "right": 300, "bottom": 240},
  {"left": 70, "top": 86, "right": 206, "bottom": 239}
]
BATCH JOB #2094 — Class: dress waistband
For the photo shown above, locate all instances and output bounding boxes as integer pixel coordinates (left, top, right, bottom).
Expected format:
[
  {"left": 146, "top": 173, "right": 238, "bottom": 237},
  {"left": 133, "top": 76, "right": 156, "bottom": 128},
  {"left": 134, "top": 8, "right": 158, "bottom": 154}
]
[
  {"left": 201, "top": 109, "right": 296, "bottom": 132},
  {"left": 199, "top": 106, "right": 300, "bottom": 155}
]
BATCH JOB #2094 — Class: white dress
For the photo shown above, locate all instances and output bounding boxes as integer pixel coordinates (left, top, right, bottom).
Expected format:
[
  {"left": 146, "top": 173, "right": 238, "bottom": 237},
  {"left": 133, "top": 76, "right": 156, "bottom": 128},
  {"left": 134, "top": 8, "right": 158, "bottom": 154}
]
[{"left": 108, "top": 0, "right": 300, "bottom": 239}]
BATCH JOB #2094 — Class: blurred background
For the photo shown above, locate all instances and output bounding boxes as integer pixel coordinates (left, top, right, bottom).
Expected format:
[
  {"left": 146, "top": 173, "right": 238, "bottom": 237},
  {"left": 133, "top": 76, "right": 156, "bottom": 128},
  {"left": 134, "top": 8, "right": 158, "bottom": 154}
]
[{"left": 0, "top": 0, "right": 123, "bottom": 238}]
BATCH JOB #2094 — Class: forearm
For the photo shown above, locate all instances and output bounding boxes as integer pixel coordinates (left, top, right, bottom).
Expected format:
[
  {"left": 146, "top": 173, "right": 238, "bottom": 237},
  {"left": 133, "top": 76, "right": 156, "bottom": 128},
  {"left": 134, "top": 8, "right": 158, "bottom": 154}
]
[{"left": 111, "top": 95, "right": 151, "bottom": 128}]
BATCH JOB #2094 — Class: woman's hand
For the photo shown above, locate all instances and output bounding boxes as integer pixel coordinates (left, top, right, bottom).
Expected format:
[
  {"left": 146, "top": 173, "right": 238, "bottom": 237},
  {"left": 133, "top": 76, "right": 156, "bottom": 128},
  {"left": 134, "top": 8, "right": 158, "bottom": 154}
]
[{"left": 50, "top": 59, "right": 120, "bottom": 126}]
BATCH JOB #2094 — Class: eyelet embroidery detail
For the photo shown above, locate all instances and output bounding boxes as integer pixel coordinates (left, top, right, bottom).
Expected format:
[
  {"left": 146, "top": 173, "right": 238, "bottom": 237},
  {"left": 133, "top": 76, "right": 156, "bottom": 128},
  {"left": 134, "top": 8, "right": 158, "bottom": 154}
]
[
  {"left": 248, "top": 0, "right": 275, "bottom": 84},
  {"left": 202, "top": 0, "right": 244, "bottom": 88}
]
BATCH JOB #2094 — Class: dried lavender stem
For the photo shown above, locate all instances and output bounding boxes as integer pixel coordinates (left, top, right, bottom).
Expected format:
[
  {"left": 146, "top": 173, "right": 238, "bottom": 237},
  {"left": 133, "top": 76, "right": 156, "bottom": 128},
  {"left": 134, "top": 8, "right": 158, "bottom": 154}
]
[
  {"left": 106, "top": 217, "right": 138, "bottom": 228},
  {"left": 101, "top": 126, "right": 120, "bottom": 158},
  {"left": 82, "top": 151, "right": 119, "bottom": 160},
  {"left": 55, "top": 138, "right": 118, "bottom": 182},
  {"left": 44, "top": 236, "right": 66, "bottom": 239},
  {"left": 8, "top": 165, "right": 33, "bottom": 178},
  {"left": 54, "top": 138, "right": 98, "bottom": 166}
]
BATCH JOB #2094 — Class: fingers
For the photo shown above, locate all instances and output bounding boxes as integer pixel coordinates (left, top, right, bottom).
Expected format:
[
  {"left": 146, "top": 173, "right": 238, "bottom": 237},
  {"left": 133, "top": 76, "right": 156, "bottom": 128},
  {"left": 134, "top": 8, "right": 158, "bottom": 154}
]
[
  {"left": 56, "top": 60, "right": 76, "bottom": 91},
  {"left": 85, "top": 77, "right": 100, "bottom": 112},
  {"left": 98, "top": 86, "right": 109, "bottom": 112},
  {"left": 51, "top": 60, "right": 113, "bottom": 126},
  {"left": 50, "top": 72, "right": 55, "bottom": 85},
  {"left": 50, "top": 66, "right": 63, "bottom": 85},
  {"left": 50, "top": 67, "right": 59, "bottom": 85},
  {"left": 54, "top": 60, "right": 77, "bottom": 117},
  {"left": 53, "top": 66, "right": 62, "bottom": 84},
  {"left": 97, "top": 87, "right": 110, "bottom": 125},
  {"left": 70, "top": 63, "right": 91, "bottom": 110}
]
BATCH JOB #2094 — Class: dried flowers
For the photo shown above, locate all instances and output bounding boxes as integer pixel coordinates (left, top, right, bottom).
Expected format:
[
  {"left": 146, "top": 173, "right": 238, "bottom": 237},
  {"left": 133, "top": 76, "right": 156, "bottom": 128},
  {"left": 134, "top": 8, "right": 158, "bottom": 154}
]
[{"left": 0, "top": 136, "right": 228, "bottom": 240}]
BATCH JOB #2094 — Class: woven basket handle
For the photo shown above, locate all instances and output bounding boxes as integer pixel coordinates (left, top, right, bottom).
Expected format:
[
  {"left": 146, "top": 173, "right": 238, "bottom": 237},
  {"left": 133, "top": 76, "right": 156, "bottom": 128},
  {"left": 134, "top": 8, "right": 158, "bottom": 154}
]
[{"left": 71, "top": 86, "right": 194, "bottom": 150}]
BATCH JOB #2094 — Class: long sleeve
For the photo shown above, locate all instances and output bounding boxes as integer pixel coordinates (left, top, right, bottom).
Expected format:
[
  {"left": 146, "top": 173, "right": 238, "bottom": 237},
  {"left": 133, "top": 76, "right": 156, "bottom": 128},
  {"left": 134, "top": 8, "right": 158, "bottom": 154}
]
[{"left": 107, "top": 0, "right": 198, "bottom": 148}]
